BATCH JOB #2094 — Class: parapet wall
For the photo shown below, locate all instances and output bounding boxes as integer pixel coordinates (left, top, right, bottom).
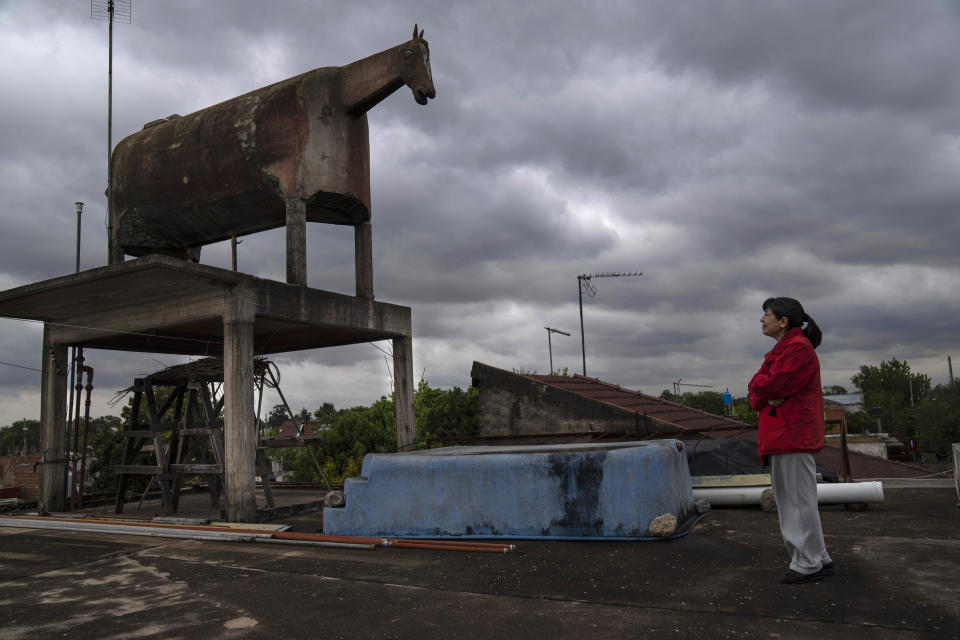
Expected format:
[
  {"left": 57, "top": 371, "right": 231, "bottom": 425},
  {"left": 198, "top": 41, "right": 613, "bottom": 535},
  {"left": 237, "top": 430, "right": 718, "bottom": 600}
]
[{"left": 470, "top": 362, "right": 642, "bottom": 436}]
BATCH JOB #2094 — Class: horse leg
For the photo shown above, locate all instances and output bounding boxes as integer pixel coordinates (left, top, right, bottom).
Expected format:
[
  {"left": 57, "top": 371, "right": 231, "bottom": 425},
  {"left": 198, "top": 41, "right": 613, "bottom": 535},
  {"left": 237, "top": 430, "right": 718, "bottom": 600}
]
[
  {"left": 285, "top": 196, "right": 307, "bottom": 285},
  {"left": 355, "top": 222, "right": 373, "bottom": 299}
]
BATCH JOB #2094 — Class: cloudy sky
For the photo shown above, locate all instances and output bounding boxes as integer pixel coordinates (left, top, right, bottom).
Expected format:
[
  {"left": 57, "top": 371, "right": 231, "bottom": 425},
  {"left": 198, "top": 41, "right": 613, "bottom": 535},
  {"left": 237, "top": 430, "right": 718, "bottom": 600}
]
[{"left": 1, "top": 0, "right": 958, "bottom": 427}]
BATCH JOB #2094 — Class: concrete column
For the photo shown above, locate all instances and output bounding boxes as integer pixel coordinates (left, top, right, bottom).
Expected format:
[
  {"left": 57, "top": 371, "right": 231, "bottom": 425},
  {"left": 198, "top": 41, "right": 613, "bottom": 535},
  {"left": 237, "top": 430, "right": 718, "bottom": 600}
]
[
  {"left": 39, "top": 325, "right": 67, "bottom": 513},
  {"left": 223, "top": 288, "right": 257, "bottom": 521},
  {"left": 285, "top": 196, "right": 307, "bottom": 286},
  {"left": 355, "top": 222, "right": 373, "bottom": 299},
  {"left": 392, "top": 334, "right": 416, "bottom": 451}
]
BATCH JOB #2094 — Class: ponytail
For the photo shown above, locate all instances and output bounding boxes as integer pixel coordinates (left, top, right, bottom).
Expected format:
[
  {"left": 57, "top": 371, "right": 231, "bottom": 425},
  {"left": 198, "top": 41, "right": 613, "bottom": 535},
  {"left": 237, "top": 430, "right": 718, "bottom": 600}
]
[
  {"left": 802, "top": 314, "right": 822, "bottom": 349},
  {"left": 763, "top": 297, "right": 822, "bottom": 349}
]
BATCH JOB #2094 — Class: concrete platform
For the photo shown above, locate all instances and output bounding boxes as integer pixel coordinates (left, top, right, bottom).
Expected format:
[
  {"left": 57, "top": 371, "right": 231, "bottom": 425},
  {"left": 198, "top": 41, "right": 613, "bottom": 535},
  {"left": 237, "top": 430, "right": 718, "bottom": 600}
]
[
  {"left": 0, "top": 254, "right": 412, "bottom": 355},
  {"left": 324, "top": 441, "right": 695, "bottom": 538},
  {"left": 1, "top": 485, "right": 957, "bottom": 639},
  {"left": 0, "top": 255, "right": 416, "bottom": 519}
]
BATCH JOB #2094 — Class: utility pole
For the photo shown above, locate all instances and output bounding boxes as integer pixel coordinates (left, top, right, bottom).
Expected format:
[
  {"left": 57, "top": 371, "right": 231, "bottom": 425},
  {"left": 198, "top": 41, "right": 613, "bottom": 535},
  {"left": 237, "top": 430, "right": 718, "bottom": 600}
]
[
  {"left": 66, "top": 202, "right": 84, "bottom": 474},
  {"left": 544, "top": 327, "right": 570, "bottom": 375},
  {"left": 577, "top": 271, "right": 642, "bottom": 376},
  {"left": 92, "top": 0, "right": 132, "bottom": 263}
]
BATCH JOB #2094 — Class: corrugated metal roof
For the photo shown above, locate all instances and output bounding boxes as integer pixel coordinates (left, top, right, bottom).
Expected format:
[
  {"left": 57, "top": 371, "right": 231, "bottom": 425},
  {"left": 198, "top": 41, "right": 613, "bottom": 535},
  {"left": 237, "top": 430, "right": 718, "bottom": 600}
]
[{"left": 525, "top": 373, "right": 755, "bottom": 440}]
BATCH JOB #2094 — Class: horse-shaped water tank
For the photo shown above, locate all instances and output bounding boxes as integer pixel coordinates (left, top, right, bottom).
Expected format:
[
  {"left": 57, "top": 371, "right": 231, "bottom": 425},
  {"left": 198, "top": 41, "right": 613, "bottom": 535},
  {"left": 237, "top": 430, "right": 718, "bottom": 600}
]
[{"left": 108, "top": 26, "right": 436, "bottom": 291}]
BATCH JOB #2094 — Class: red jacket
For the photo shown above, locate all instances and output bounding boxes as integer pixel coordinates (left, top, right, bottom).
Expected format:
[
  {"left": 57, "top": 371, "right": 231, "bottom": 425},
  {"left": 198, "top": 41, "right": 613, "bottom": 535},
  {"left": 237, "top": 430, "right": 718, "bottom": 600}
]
[{"left": 748, "top": 327, "right": 824, "bottom": 457}]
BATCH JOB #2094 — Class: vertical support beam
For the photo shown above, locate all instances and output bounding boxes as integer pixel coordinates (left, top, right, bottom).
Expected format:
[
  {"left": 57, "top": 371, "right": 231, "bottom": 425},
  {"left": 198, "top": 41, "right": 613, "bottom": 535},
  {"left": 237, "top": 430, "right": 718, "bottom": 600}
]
[
  {"left": 355, "top": 222, "right": 374, "bottom": 299},
  {"left": 223, "top": 287, "right": 257, "bottom": 521},
  {"left": 39, "top": 325, "right": 67, "bottom": 513},
  {"left": 392, "top": 334, "right": 415, "bottom": 451},
  {"left": 285, "top": 196, "right": 307, "bottom": 286}
]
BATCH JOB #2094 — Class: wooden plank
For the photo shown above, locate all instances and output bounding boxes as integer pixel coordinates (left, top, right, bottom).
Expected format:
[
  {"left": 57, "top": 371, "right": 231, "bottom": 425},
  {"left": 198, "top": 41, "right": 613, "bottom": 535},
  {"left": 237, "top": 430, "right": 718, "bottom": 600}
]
[
  {"left": 178, "top": 428, "right": 218, "bottom": 436},
  {"left": 261, "top": 437, "right": 324, "bottom": 447},
  {"left": 115, "top": 464, "right": 162, "bottom": 474},
  {"left": 124, "top": 429, "right": 166, "bottom": 438},
  {"left": 170, "top": 463, "right": 223, "bottom": 473}
]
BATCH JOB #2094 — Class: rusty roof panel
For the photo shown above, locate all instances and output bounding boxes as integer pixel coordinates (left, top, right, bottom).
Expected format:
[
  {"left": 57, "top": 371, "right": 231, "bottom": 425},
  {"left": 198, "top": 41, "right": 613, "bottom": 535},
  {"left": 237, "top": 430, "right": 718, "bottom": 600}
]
[{"left": 527, "top": 372, "right": 750, "bottom": 438}]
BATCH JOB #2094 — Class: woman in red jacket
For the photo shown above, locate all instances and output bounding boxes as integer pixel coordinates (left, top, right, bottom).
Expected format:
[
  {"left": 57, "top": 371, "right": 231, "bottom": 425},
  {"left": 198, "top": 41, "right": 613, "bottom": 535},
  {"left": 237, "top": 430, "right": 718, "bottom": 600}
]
[{"left": 748, "top": 297, "right": 832, "bottom": 584}]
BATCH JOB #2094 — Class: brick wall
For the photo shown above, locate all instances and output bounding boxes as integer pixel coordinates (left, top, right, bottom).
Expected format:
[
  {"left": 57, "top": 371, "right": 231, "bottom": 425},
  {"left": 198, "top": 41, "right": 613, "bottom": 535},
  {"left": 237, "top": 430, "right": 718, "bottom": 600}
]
[{"left": 0, "top": 454, "right": 40, "bottom": 502}]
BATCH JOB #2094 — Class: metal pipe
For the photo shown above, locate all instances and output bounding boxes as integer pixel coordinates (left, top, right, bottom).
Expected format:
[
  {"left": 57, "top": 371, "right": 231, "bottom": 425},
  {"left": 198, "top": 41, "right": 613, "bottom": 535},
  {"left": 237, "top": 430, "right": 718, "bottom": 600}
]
[
  {"left": 251, "top": 537, "right": 375, "bottom": 550},
  {"left": 578, "top": 277, "right": 586, "bottom": 375},
  {"left": 77, "top": 364, "right": 94, "bottom": 507},
  {"left": 0, "top": 518, "right": 265, "bottom": 541},
  {"left": 0, "top": 516, "right": 518, "bottom": 552},
  {"left": 106, "top": 1, "right": 114, "bottom": 253},
  {"left": 69, "top": 348, "right": 85, "bottom": 509},
  {"left": 693, "top": 481, "right": 884, "bottom": 506},
  {"left": 75, "top": 202, "right": 83, "bottom": 273}
]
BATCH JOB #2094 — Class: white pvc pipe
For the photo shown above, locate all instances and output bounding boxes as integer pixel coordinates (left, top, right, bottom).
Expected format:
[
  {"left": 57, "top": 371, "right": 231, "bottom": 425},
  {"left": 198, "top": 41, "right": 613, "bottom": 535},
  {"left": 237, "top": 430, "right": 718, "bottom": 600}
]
[{"left": 693, "top": 481, "right": 884, "bottom": 506}]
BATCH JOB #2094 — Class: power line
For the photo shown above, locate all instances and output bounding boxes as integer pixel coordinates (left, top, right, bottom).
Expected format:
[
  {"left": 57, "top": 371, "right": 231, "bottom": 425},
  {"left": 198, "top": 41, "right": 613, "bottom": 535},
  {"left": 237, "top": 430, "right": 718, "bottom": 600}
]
[
  {"left": 0, "top": 316, "right": 222, "bottom": 348},
  {"left": 0, "top": 360, "right": 41, "bottom": 372}
]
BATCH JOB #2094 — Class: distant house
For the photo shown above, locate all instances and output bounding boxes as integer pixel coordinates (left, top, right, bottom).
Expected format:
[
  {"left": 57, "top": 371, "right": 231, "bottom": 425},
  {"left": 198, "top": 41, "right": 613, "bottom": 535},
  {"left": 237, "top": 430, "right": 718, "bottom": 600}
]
[
  {"left": 275, "top": 420, "right": 331, "bottom": 438},
  {"left": 0, "top": 454, "right": 40, "bottom": 502},
  {"left": 823, "top": 393, "right": 862, "bottom": 413}
]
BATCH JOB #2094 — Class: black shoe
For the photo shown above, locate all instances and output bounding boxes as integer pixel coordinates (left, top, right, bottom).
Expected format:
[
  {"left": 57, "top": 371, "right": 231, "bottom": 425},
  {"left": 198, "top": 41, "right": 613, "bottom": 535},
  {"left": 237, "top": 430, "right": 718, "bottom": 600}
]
[
  {"left": 821, "top": 561, "right": 834, "bottom": 576},
  {"left": 780, "top": 568, "right": 823, "bottom": 584}
]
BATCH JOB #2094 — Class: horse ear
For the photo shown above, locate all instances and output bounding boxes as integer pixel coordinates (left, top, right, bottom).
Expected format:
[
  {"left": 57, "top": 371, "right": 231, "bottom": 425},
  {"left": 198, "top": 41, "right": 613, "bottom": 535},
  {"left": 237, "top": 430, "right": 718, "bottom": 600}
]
[
  {"left": 419, "top": 29, "right": 424, "bottom": 39},
  {"left": 413, "top": 24, "right": 418, "bottom": 39}
]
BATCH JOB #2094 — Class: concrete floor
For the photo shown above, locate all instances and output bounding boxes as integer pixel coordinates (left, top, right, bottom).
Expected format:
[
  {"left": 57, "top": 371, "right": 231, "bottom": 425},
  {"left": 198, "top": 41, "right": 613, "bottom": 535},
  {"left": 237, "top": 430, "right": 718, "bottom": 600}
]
[{"left": 1, "top": 484, "right": 958, "bottom": 639}]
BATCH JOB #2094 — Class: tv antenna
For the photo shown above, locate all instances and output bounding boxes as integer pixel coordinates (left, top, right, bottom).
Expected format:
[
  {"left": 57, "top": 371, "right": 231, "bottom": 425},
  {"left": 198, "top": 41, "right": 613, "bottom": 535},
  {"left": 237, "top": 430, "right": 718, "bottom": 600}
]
[
  {"left": 672, "top": 378, "right": 713, "bottom": 403},
  {"left": 577, "top": 271, "right": 642, "bottom": 376},
  {"left": 544, "top": 327, "right": 571, "bottom": 375},
  {"left": 91, "top": 0, "right": 132, "bottom": 261}
]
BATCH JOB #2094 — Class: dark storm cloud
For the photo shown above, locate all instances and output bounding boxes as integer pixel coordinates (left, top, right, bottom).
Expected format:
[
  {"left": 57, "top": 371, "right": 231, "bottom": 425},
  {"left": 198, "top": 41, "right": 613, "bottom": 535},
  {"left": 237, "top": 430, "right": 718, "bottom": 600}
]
[
  {"left": 644, "top": 1, "right": 960, "bottom": 117},
  {"left": 0, "top": 0, "right": 958, "bottom": 424}
]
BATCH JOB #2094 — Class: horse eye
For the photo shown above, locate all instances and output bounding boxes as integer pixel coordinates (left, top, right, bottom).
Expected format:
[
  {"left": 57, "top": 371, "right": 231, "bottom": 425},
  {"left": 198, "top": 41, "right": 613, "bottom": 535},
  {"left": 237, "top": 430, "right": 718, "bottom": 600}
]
[{"left": 403, "top": 49, "right": 412, "bottom": 57}]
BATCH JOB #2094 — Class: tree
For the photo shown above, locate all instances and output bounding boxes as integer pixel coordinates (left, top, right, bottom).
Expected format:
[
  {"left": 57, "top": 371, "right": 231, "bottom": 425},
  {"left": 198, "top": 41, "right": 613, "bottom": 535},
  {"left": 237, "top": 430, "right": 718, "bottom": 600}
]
[
  {"left": 269, "top": 380, "right": 482, "bottom": 483},
  {"left": 850, "top": 358, "right": 931, "bottom": 436},
  {"left": 902, "top": 382, "right": 960, "bottom": 459},
  {"left": 732, "top": 398, "right": 758, "bottom": 426},
  {"left": 0, "top": 419, "right": 40, "bottom": 456},
  {"left": 822, "top": 385, "right": 849, "bottom": 395},
  {"left": 845, "top": 411, "right": 874, "bottom": 435},
  {"left": 414, "top": 380, "right": 479, "bottom": 446},
  {"left": 678, "top": 391, "right": 724, "bottom": 415}
]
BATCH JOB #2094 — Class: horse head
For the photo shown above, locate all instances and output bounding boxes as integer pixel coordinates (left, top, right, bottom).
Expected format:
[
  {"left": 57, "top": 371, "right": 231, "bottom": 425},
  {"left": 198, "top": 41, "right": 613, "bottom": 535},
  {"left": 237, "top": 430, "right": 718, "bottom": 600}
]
[{"left": 400, "top": 24, "right": 435, "bottom": 105}]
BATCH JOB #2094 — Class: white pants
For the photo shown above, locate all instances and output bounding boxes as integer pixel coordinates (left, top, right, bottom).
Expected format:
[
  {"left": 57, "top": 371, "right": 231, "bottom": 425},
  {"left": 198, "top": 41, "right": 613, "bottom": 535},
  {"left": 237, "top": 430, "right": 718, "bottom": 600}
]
[{"left": 769, "top": 452, "right": 832, "bottom": 574}]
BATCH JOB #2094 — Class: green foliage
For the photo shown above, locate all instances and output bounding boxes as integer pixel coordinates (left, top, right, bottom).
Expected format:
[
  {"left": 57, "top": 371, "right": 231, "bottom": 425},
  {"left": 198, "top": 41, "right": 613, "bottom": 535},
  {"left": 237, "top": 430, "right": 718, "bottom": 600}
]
[
  {"left": 414, "top": 379, "right": 479, "bottom": 446},
  {"left": 678, "top": 391, "right": 724, "bottom": 415},
  {"left": 732, "top": 398, "right": 758, "bottom": 426},
  {"left": 268, "top": 380, "right": 481, "bottom": 483},
  {"left": 264, "top": 404, "right": 289, "bottom": 433},
  {"left": 823, "top": 385, "right": 849, "bottom": 395},
  {"left": 904, "top": 382, "right": 960, "bottom": 459},
  {"left": 851, "top": 358, "right": 931, "bottom": 436},
  {"left": 312, "top": 402, "right": 337, "bottom": 425},
  {"left": 0, "top": 419, "right": 40, "bottom": 456},
  {"left": 86, "top": 422, "right": 125, "bottom": 492},
  {"left": 844, "top": 411, "right": 874, "bottom": 435}
]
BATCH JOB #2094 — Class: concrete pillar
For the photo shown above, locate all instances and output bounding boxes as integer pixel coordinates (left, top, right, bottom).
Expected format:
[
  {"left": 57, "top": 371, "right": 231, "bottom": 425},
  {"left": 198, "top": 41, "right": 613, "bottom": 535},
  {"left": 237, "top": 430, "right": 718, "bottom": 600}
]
[
  {"left": 355, "top": 222, "right": 373, "bottom": 299},
  {"left": 223, "top": 289, "right": 257, "bottom": 521},
  {"left": 285, "top": 196, "right": 307, "bottom": 286},
  {"left": 39, "top": 325, "right": 67, "bottom": 513},
  {"left": 392, "top": 334, "right": 416, "bottom": 451}
]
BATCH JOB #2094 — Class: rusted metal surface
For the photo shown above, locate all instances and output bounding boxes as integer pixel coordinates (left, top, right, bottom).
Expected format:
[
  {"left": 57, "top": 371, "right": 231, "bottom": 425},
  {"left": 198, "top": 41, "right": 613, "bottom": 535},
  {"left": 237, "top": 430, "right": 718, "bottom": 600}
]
[
  {"left": 109, "top": 26, "right": 435, "bottom": 262},
  {"left": 528, "top": 373, "right": 754, "bottom": 439}
]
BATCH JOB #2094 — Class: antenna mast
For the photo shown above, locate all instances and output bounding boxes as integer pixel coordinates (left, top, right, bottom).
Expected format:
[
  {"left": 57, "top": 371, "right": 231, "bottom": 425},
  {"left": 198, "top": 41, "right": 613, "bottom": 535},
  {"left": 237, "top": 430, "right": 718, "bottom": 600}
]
[
  {"left": 91, "top": 0, "right": 131, "bottom": 263},
  {"left": 576, "top": 271, "right": 642, "bottom": 376}
]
